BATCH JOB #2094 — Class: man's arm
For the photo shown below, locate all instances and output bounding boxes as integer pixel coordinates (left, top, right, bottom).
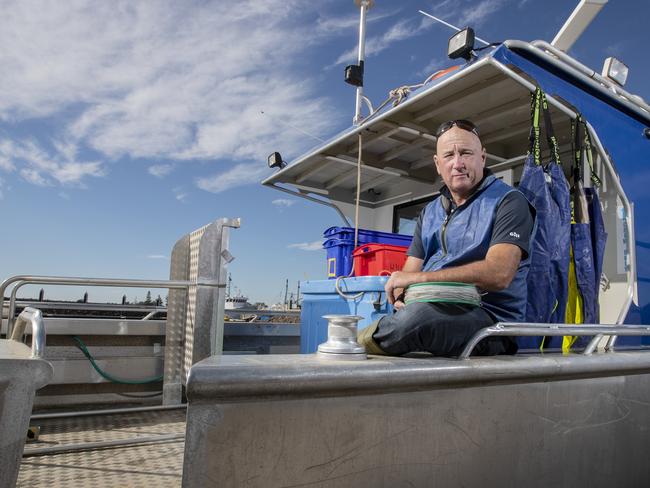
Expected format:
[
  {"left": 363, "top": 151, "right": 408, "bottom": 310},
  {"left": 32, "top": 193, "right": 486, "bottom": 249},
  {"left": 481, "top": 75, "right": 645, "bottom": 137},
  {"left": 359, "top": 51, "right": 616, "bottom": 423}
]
[{"left": 386, "top": 243, "right": 522, "bottom": 304}]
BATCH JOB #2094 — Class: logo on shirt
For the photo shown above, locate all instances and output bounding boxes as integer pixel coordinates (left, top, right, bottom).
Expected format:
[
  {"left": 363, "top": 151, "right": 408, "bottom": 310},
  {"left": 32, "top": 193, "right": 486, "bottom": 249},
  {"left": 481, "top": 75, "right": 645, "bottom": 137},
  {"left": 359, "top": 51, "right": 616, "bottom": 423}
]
[{"left": 509, "top": 231, "right": 520, "bottom": 239}]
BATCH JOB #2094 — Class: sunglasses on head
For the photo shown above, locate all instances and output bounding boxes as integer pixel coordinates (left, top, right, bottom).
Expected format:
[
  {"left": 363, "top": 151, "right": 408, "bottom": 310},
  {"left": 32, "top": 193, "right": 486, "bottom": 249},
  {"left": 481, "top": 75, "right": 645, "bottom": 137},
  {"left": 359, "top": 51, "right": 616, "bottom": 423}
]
[{"left": 435, "top": 119, "right": 480, "bottom": 139}]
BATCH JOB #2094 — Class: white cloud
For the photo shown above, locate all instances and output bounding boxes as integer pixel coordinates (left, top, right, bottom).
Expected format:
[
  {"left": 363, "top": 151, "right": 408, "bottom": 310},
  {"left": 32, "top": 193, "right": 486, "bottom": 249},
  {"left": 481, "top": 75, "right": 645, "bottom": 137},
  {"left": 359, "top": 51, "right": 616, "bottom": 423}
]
[
  {"left": 457, "top": 0, "right": 506, "bottom": 27},
  {"left": 417, "top": 57, "right": 450, "bottom": 78},
  {"left": 0, "top": 0, "right": 337, "bottom": 193},
  {"left": 421, "top": 0, "right": 506, "bottom": 35},
  {"left": 173, "top": 187, "right": 188, "bottom": 203},
  {"left": 288, "top": 241, "right": 323, "bottom": 251},
  {"left": 148, "top": 164, "right": 174, "bottom": 178},
  {"left": 316, "top": 14, "right": 364, "bottom": 34},
  {"left": 20, "top": 168, "right": 48, "bottom": 186},
  {"left": 272, "top": 198, "right": 295, "bottom": 208},
  {"left": 333, "top": 18, "right": 430, "bottom": 66},
  {"left": 0, "top": 154, "right": 15, "bottom": 171},
  {"left": 0, "top": 138, "right": 104, "bottom": 186},
  {"left": 54, "top": 161, "right": 104, "bottom": 184},
  {"left": 605, "top": 42, "right": 625, "bottom": 58},
  {"left": 428, "top": 0, "right": 456, "bottom": 10},
  {"left": 315, "top": 8, "right": 400, "bottom": 35},
  {"left": 196, "top": 163, "right": 269, "bottom": 194},
  {"left": 147, "top": 254, "right": 168, "bottom": 259}
]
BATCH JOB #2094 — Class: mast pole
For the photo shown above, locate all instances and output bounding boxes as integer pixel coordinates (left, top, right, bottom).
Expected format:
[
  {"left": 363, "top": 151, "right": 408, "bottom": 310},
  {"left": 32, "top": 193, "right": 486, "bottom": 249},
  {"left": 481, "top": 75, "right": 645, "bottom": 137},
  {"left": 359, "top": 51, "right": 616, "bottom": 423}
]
[{"left": 353, "top": 0, "right": 373, "bottom": 125}]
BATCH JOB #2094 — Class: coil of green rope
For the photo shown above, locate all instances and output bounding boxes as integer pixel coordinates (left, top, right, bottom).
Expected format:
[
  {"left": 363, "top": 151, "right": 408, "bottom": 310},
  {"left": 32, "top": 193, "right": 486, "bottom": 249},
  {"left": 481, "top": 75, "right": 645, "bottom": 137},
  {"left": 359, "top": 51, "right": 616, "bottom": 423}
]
[
  {"left": 72, "top": 335, "right": 163, "bottom": 385},
  {"left": 404, "top": 282, "right": 481, "bottom": 306}
]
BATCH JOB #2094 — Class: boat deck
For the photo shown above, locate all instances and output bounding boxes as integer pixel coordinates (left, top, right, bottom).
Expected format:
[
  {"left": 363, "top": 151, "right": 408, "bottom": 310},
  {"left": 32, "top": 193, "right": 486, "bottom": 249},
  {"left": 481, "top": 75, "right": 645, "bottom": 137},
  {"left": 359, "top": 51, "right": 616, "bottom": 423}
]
[{"left": 18, "top": 409, "right": 186, "bottom": 487}]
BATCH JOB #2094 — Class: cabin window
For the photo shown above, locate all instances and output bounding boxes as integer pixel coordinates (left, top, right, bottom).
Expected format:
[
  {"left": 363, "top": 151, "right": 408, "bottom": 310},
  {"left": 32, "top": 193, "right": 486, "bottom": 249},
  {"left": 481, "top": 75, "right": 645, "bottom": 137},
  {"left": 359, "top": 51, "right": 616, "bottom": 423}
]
[{"left": 392, "top": 196, "right": 435, "bottom": 235}]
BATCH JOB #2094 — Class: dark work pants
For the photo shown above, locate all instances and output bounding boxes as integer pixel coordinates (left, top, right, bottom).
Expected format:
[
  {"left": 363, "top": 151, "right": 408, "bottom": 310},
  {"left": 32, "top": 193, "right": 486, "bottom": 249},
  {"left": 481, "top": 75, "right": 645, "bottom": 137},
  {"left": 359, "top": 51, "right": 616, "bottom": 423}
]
[{"left": 372, "top": 302, "right": 517, "bottom": 357}]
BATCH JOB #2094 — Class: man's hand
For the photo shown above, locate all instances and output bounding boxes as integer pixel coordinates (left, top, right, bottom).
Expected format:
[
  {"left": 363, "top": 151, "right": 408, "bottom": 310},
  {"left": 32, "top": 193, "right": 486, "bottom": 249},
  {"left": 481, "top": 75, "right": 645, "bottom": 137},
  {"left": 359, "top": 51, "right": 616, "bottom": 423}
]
[
  {"left": 386, "top": 256, "right": 425, "bottom": 308},
  {"left": 385, "top": 271, "right": 421, "bottom": 305},
  {"left": 391, "top": 287, "right": 405, "bottom": 310}
]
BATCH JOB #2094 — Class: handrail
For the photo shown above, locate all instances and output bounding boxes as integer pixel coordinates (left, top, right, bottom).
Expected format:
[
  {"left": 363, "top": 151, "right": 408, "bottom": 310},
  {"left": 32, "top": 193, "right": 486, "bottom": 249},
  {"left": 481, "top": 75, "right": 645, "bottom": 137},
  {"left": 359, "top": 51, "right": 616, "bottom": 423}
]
[
  {"left": 502, "top": 40, "right": 650, "bottom": 125},
  {"left": 10, "top": 307, "right": 47, "bottom": 358},
  {"left": 2, "top": 300, "right": 166, "bottom": 315},
  {"left": 1, "top": 275, "right": 225, "bottom": 338},
  {"left": 459, "top": 323, "right": 650, "bottom": 359},
  {"left": 530, "top": 40, "right": 650, "bottom": 116},
  {"left": 3, "top": 299, "right": 300, "bottom": 318}
]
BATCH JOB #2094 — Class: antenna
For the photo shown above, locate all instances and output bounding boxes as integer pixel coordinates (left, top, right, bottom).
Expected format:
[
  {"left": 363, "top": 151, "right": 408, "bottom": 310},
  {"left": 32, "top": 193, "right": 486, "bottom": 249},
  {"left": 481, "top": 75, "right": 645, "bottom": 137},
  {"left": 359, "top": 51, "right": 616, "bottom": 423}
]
[
  {"left": 346, "top": 0, "right": 374, "bottom": 125},
  {"left": 418, "top": 10, "right": 489, "bottom": 46},
  {"left": 551, "top": 0, "right": 608, "bottom": 52},
  {"left": 260, "top": 110, "right": 325, "bottom": 143}
]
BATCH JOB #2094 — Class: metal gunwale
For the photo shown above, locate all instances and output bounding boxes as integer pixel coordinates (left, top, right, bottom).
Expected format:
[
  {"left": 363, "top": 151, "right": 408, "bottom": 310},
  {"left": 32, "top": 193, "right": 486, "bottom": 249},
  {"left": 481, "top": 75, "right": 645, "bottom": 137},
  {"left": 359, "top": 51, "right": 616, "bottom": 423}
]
[{"left": 186, "top": 349, "right": 650, "bottom": 404}]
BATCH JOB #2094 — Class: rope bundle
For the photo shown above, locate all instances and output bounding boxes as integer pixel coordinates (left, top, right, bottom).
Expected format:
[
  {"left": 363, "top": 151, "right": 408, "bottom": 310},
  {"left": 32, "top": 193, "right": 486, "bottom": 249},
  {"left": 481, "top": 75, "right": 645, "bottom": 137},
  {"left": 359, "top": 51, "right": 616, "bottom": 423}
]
[{"left": 404, "top": 282, "right": 481, "bottom": 307}]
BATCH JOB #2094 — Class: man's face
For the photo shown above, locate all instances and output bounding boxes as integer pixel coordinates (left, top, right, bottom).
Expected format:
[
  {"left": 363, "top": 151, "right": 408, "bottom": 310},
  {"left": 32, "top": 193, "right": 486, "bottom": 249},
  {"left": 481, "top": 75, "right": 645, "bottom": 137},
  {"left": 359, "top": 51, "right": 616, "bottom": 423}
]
[{"left": 434, "top": 126, "right": 486, "bottom": 201}]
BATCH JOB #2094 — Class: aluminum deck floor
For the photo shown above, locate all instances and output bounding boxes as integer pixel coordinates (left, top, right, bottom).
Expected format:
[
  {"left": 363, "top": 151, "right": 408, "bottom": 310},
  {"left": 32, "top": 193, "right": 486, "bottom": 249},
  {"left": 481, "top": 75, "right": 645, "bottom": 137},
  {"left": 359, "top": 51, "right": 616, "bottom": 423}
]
[{"left": 18, "top": 409, "right": 186, "bottom": 487}]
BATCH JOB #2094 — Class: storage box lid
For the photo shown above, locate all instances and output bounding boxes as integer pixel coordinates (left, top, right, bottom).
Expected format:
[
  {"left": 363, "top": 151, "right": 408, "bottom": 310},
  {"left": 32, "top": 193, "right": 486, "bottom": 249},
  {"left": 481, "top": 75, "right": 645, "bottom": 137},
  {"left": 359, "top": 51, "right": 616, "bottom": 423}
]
[
  {"left": 301, "top": 276, "right": 389, "bottom": 294},
  {"left": 352, "top": 243, "right": 409, "bottom": 255},
  {"left": 324, "top": 226, "right": 412, "bottom": 243}
]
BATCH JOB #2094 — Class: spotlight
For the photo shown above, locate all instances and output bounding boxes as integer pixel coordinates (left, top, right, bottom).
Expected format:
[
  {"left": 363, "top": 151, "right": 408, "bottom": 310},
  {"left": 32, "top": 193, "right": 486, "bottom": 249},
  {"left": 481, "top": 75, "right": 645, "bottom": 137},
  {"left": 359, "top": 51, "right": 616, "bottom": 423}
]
[
  {"left": 448, "top": 27, "right": 475, "bottom": 61},
  {"left": 267, "top": 152, "right": 286, "bottom": 170},
  {"left": 602, "top": 57, "right": 628, "bottom": 87}
]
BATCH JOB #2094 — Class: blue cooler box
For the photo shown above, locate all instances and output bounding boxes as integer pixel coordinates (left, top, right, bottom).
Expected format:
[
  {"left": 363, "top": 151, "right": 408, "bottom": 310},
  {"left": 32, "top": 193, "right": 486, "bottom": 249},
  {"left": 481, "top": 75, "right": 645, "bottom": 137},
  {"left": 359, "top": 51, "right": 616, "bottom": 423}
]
[{"left": 300, "top": 276, "right": 393, "bottom": 353}]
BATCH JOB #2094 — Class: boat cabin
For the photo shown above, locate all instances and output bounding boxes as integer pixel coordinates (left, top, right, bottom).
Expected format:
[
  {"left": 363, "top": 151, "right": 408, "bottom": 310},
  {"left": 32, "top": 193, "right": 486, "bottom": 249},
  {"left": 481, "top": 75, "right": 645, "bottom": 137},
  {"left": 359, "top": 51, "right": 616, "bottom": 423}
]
[{"left": 263, "top": 39, "right": 649, "bottom": 331}]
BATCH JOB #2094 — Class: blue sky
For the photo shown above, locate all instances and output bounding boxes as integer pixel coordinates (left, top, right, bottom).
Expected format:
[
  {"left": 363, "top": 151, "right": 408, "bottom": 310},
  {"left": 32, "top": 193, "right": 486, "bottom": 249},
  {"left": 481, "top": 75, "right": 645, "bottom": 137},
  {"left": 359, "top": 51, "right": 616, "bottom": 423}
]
[{"left": 1, "top": 0, "right": 648, "bottom": 305}]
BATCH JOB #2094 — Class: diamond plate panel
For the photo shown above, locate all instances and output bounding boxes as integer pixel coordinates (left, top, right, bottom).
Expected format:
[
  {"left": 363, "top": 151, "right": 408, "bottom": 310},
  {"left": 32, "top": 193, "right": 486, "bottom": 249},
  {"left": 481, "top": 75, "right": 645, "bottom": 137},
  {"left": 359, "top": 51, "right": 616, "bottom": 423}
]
[{"left": 19, "top": 410, "right": 186, "bottom": 487}]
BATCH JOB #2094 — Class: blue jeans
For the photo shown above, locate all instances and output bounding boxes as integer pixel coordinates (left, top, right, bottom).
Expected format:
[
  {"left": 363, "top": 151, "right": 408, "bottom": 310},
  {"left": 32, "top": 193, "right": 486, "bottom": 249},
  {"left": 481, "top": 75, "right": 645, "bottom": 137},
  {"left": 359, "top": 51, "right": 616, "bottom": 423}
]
[{"left": 372, "top": 302, "right": 517, "bottom": 357}]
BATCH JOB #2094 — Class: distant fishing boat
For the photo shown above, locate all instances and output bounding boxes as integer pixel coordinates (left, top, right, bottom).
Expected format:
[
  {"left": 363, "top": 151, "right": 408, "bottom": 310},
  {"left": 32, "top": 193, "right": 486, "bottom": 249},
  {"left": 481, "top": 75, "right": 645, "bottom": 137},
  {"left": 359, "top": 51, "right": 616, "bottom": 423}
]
[{"left": 224, "top": 295, "right": 254, "bottom": 310}]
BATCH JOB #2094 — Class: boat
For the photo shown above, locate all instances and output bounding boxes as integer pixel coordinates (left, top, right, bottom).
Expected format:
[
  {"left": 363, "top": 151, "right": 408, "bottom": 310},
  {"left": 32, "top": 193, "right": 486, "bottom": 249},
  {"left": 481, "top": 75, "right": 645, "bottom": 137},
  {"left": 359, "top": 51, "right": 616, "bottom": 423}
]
[
  {"left": 224, "top": 295, "right": 253, "bottom": 310},
  {"left": 3, "top": 0, "right": 650, "bottom": 486}
]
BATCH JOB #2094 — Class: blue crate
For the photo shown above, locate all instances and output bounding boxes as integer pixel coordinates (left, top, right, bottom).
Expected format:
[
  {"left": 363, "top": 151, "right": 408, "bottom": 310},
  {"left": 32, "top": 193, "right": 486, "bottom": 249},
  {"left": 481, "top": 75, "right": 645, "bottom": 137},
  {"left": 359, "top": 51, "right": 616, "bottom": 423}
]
[
  {"left": 323, "top": 228, "right": 412, "bottom": 279},
  {"left": 299, "top": 276, "right": 393, "bottom": 353},
  {"left": 323, "top": 238, "right": 356, "bottom": 278}
]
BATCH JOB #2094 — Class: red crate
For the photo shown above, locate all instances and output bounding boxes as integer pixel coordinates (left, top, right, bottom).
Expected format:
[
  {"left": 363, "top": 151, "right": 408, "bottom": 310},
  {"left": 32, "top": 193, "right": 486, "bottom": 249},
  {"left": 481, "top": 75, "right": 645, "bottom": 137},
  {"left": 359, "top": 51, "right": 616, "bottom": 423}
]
[{"left": 352, "top": 243, "right": 408, "bottom": 276}]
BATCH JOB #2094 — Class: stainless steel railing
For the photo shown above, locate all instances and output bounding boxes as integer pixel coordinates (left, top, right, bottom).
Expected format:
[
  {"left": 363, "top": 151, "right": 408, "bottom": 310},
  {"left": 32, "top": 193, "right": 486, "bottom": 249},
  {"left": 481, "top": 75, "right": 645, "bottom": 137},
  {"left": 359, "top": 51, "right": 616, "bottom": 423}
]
[
  {"left": 0, "top": 275, "right": 224, "bottom": 338},
  {"left": 460, "top": 322, "right": 650, "bottom": 359},
  {"left": 2, "top": 300, "right": 166, "bottom": 316},
  {"left": 10, "top": 307, "right": 47, "bottom": 358}
]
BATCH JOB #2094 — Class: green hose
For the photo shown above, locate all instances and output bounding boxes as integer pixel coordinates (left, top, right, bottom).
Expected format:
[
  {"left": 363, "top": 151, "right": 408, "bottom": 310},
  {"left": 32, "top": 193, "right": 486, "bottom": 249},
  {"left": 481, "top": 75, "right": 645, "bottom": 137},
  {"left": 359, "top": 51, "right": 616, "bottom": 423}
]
[{"left": 72, "top": 336, "right": 163, "bottom": 385}]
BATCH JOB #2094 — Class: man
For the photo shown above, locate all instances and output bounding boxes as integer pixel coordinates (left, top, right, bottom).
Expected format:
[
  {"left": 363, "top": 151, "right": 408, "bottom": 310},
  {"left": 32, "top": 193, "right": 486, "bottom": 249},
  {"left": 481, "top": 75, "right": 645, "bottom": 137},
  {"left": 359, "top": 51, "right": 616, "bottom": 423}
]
[{"left": 358, "top": 119, "right": 535, "bottom": 357}]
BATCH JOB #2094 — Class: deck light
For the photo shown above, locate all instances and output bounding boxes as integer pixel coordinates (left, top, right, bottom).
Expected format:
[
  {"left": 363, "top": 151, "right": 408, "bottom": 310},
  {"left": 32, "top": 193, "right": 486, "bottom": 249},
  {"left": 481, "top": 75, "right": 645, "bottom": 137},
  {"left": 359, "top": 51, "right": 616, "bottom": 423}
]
[
  {"left": 344, "top": 62, "right": 364, "bottom": 87},
  {"left": 447, "top": 27, "right": 475, "bottom": 61},
  {"left": 602, "top": 57, "right": 628, "bottom": 86},
  {"left": 267, "top": 152, "right": 286, "bottom": 170}
]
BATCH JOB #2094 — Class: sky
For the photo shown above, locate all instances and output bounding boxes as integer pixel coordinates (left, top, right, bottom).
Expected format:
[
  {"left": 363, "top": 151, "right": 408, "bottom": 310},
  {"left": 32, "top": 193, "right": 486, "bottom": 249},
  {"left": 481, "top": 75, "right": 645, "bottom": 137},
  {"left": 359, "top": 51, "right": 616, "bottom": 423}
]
[{"left": 1, "top": 0, "right": 648, "bottom": 306}]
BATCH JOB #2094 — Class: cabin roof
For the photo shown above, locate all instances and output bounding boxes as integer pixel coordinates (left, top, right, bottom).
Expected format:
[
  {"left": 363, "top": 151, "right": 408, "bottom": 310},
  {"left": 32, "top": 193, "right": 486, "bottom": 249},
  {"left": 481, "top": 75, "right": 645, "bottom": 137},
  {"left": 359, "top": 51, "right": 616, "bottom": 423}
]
[{"left": 262, "top": 42, "right": 647, "bottom": 210}]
